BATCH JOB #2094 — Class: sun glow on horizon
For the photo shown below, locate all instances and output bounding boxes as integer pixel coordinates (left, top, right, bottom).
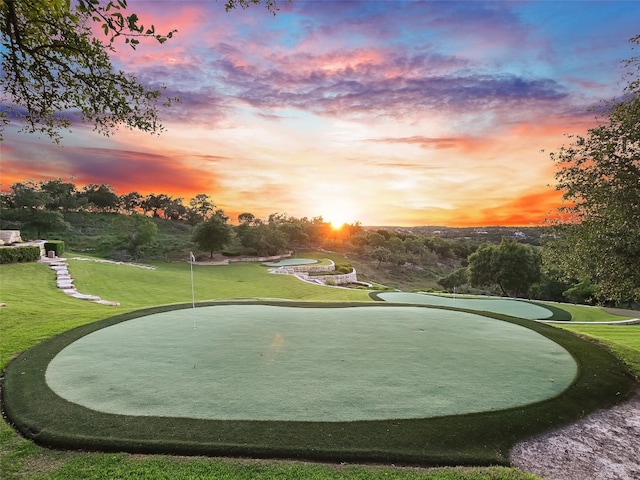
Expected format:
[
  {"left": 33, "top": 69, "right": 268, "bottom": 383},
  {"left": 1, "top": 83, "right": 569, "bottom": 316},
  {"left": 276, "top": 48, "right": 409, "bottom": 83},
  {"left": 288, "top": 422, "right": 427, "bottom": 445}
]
[{"left": 319, "top": 201, "right": 359, "bottom": 230}]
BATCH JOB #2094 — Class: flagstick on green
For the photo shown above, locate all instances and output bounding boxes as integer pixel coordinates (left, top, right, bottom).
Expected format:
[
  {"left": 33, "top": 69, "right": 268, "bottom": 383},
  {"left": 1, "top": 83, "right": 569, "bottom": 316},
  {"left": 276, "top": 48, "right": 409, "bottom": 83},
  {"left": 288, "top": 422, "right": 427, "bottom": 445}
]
[{"left": 190, "top": 251, "right": 196, "bottom": 330}]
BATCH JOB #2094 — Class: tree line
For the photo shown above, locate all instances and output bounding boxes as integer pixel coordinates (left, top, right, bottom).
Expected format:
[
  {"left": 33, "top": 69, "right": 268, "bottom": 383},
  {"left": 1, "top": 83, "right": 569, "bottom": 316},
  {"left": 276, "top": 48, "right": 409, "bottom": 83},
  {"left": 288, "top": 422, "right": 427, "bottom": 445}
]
[
  {"left": 0, "top": 177, "right": 632, "bottom": 307},
  {"left": 1, "top": 179, "right": 221, "bottom": 224}
]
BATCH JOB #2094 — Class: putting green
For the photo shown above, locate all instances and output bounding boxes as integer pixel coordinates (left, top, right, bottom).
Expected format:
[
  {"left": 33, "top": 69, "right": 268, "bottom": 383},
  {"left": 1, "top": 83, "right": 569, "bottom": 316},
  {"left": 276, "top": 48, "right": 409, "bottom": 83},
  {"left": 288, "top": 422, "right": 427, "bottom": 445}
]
[
  {"left": 378, "top": 292, "right": 554, "bottom": 320},
  {"left": 263, "top": 258, "right": 318, "bottom": 266},
  {"left": 46, "top": 305, "right": 576, "bottom": 422}
]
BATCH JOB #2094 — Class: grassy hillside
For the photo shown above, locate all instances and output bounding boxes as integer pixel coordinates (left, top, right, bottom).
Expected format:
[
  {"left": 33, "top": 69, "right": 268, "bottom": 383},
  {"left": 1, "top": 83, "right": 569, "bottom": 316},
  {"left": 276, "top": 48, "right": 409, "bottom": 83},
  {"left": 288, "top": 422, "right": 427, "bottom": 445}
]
[{"left": 25, "top": 212, "right": 458, "bottom": 290}]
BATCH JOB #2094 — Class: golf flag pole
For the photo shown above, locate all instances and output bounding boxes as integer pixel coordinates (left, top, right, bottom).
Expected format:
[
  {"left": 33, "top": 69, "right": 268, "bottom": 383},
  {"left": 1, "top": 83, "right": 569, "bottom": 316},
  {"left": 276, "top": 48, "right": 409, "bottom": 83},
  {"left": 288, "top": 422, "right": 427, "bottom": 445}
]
[{"left": 190, "top": 251, "right": 196, "bottom": 329}]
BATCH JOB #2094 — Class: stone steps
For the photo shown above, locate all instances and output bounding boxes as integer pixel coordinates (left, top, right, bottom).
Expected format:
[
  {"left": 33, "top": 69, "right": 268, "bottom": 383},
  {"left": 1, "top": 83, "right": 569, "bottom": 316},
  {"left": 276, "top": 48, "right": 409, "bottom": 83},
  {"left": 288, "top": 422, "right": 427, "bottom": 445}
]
[{"left": 40, "top": 257, "right": 120, "bottom": 306}]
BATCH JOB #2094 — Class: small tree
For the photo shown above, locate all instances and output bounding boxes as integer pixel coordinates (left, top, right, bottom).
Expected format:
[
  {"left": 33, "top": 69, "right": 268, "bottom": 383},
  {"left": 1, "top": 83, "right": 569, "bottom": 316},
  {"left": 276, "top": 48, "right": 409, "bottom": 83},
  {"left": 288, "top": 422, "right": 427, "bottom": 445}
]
[
  {"left": 468, "top": 239, "right": 541, "bottom": 298},
  {"left": 23, "top": 209, "right": 69, "bottom": 239},
  {"left": 163, "top": 197, "right": 186, "bottom": 221},
  {"left": 438, "top": 267, "right": 468, "bottom": 292},
  {"left": 10, "top": 181, "right": 50, "bottom": 209},
  {"left": 112, "top": 213, "right": 157, "bottom": 258},
  {"left": 80, "top": 184, "right": 119, "bottom": 212},
  {"left": 40, "top": 179, "right": 81, "bottom": 211},
  {"left": 192, "top": 213, "right": 232, "bottom": 257},
  {"left": 189, "top": 194, "right": 215, "bottom": 221},
  {"left": 6, "top": 181, "right": 69, "bottom": 237},
  {"left": 563, "top": 278, "right": 598, "bottom": 305},
  {"left": 119, "top": 191, "right": 143, "bottom": 214}
]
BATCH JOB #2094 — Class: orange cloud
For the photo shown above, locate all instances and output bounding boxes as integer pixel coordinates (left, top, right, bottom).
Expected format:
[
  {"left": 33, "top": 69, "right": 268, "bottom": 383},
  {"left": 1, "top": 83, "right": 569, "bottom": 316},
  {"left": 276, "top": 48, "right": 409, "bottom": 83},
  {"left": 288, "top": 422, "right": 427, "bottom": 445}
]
[{"left": 451, "top": 189, "right": 566, "bottom": 226}]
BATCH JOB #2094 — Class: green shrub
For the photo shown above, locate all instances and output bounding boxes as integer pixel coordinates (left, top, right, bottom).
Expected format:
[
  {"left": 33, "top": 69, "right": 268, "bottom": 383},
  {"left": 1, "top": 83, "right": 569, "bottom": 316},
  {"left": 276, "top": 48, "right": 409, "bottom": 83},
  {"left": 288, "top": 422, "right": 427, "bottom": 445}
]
[
  {"left": 335, "top": 263, "right": 353, "bottom": 274},
  {"left": 44, "top": 240, "right": 65, "bottom": 257},
  {"left": 0, "top": 245, "right": 41, "bottom": 264}
]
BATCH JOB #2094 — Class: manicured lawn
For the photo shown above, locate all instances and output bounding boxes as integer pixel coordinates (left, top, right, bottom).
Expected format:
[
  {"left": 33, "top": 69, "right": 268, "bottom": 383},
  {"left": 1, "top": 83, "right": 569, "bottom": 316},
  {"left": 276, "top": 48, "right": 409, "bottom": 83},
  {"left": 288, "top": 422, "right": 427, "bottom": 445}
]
[
  {"left": 69, "top": 258, "right": 370, "bottom": 307},
  {"left": 1, "top": 258, "right": 370, "bottom": 370},
  {"left": 8, "top": 297, "right": 630, "bottom": 468},
  {"left": 25, "top": 453, "right": 543, "bottom": 480},
  {"left": 2, "top": 256, "right": 637, "bottom": 480},
  {"left": 0, "top": 262, "right": 115, "bottom": 368},
  {"left": 555, "top": 323, "right": 640, "bottom": 377},
  {"left": 544, "top": 303, "right": 634, "bottom": 322}
]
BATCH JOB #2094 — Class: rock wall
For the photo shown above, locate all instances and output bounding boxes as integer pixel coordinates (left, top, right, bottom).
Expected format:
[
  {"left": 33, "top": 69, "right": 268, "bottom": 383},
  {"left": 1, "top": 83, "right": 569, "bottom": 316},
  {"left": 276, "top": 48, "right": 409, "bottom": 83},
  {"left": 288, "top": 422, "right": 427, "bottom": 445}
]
[
  {"left": 296, "top": 269, "right": 358, "bottom": 286},
  {"left": 0, "top": 230, "right": 22, "bottom": 244}
]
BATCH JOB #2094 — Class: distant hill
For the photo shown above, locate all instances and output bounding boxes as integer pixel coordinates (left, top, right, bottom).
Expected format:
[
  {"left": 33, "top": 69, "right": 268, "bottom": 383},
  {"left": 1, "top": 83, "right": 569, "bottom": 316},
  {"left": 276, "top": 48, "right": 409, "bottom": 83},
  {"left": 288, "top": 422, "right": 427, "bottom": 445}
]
[{"left": 365, "top": 225, "right": 548, "bottom": 246}]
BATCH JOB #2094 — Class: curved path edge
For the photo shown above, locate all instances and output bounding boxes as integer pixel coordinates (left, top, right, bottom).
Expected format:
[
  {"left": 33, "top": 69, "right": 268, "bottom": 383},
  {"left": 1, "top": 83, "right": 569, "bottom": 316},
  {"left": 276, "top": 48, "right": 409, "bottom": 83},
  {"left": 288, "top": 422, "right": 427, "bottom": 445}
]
[{"left": 538, "top": 318, "right": 640, "bottom": 325}]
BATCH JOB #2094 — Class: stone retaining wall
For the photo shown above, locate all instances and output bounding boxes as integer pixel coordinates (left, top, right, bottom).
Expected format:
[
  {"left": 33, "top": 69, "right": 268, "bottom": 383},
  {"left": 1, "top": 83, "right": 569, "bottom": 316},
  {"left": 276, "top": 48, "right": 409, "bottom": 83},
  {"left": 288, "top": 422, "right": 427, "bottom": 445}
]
[
  {"left": 288, "top": 261, "right": 335, "bottom": 273},
  {"left": 296, "top": 269, "right": 358, "bottom": 286}
]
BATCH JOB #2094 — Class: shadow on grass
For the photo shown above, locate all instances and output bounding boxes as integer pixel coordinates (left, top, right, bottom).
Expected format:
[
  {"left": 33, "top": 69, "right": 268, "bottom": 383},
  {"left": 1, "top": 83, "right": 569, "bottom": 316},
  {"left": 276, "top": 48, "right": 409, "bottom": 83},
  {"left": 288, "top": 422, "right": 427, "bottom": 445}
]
[{"left": 1, "top": 301, "right": 636, "bottom": 467}]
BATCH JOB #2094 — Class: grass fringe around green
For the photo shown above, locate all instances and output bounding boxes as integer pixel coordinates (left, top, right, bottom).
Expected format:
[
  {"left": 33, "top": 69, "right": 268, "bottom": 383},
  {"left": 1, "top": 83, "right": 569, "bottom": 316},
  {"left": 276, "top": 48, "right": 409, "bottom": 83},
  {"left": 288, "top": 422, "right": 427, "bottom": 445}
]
[{"left": 3, "top": 301, "right": 636, "bottom": 467}]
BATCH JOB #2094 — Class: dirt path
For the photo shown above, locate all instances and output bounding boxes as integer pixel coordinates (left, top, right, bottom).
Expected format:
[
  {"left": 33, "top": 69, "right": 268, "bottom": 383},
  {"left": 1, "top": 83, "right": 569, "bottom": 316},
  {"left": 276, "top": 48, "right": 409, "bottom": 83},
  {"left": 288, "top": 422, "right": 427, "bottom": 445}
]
[{"left": 510, "top": 393, "right": 640, "bottom": 480}]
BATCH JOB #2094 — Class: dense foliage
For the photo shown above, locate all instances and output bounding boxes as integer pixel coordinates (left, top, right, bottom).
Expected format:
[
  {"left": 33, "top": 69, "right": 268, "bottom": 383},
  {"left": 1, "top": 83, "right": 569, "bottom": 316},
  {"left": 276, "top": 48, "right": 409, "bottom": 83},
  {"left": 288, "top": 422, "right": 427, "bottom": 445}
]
[
  {"left": 191, "top": 212, "right": 233, "bottom": 257},
  {"left": 547, "top": 35, "right": 640, "bottom": 305},
  {"left": 112, "top": 214, "right": 157, "bottom": 258},
  {"left": 0, "top": 244, "right": 40, "bottom": 263},
  {"left": 467, "top": 239, "right": 542, "bottom": 298}
]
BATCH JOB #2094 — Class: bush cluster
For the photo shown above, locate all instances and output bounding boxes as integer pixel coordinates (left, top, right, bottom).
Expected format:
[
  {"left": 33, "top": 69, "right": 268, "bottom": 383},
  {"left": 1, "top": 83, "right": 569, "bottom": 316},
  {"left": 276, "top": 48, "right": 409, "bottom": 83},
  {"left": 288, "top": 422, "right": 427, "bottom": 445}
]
[
  {"left": 44, "top": 240, "right": 65, "bottom": 257},
  {"left": 0, "top": 245, "right": 41, "bottom": 264},
  {"left": 334, "top": 263, "right": 353, "bottom": 274}
]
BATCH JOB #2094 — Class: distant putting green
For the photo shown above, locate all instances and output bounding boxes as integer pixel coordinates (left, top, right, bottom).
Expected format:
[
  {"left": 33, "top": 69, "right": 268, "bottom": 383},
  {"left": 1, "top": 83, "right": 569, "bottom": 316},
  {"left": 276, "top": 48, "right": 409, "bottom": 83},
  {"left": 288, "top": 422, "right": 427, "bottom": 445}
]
[
  {"left": 263, "top": 258, "right": 318, "bottom": 267},
  {"left": 377, "top": 292, "right": 554, "bottom": 320},
  {"left": 45, "top": 304, "right": 575, "bottom": 422}
]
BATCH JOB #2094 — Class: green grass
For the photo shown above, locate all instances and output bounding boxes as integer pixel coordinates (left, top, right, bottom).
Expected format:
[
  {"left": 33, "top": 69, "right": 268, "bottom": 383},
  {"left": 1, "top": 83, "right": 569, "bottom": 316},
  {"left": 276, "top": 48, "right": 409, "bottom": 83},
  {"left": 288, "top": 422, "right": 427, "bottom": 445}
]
[
  {"left": 374, "top": 292, "right": 555, "bottom": 320},
  {"left": 69, "top": 258, "right": 371, "bottom": 308},
  {"left": 554, "top": 323, "right": 640, "bottom": 378},
  {"left": 0, "top": 262, "right": 115, "bottom": 368},
  {"left": 1, "top": 256, "right": 637, "bottom": 480},
  {"left": 544, "top": 303, "right": 634, "bottom": 322},
  {"left": 4, "top": 301, "right": 634, "bottom": 469},
  {"left": 40, "top": 453, "right": 541, "bottom": 480}
]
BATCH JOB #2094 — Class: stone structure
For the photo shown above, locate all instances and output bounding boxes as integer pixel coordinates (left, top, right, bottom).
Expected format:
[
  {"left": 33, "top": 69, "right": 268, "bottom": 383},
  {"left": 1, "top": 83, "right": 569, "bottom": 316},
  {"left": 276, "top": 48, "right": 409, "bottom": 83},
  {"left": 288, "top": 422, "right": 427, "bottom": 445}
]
[
  {"left": 0, "top": 230, "right": 22, "bottom": 245},
  {"left": 294, "top": 269, "right": 359, "bottom": 286},
  {"left": 272, "top": 259, "right": 359, "bottom": 286},
  {"left": 40, "top": 256, "right": 120, "bottom": 306}
]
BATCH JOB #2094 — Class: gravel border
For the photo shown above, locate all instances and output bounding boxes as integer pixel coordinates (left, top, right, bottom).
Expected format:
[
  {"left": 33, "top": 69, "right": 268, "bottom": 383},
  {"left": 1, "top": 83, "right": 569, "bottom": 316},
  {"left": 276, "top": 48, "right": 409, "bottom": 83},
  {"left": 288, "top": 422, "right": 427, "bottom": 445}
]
[{"left": 511, "top": 392, "right": 640, "bottom": 480}]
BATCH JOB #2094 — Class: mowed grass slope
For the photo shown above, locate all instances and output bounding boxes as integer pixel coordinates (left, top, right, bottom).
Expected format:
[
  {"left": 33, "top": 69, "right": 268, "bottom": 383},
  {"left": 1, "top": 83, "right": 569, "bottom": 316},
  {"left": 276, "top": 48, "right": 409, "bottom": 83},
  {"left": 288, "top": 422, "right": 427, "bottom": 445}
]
[
  {"left": 1, "top": 258, "right": 370, "bottom": 368},
  {"left": 556, "top": 323, "right": 640, "bottom": 378},
  {"left": 536, "top": 302, "right": 640, "bottom": 378},
  {"left": 69, "top": 259, "right": 371, "bottom": 308},
  {"left": 1, "top": 262, "right": 115, "bottom": 368}
]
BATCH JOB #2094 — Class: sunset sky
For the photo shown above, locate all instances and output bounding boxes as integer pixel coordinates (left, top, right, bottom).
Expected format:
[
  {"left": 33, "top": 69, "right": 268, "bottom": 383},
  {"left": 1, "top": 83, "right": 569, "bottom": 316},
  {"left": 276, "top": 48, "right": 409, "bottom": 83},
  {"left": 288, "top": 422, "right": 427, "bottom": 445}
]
[{"left": 1, "top": 0, "right": 639, "bottom": 226}]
